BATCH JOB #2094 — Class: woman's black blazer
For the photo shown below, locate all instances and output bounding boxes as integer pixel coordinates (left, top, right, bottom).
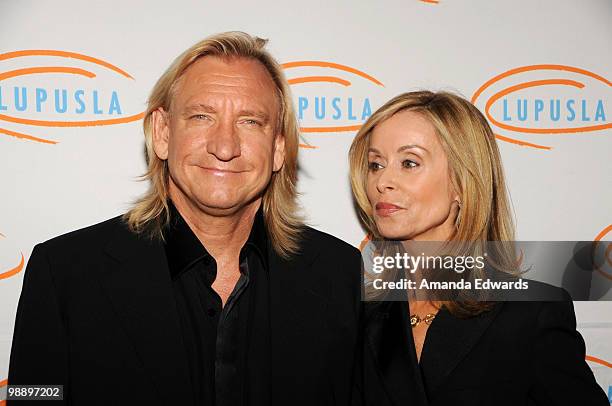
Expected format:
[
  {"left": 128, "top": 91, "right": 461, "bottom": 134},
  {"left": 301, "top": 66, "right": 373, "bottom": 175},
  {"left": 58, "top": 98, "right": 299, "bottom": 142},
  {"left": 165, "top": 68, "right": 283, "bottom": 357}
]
[{"left": 355, "top": 288, "right": 608, "bottom": 406}]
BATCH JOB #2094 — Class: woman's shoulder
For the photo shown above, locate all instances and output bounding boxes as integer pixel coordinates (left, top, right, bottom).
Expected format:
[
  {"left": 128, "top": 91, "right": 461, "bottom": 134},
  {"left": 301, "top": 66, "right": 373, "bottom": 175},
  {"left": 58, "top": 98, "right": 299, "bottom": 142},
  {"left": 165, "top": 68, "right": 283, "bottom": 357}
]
[{"left": 493, "top": 282, "right": 576, "bottom": 328}]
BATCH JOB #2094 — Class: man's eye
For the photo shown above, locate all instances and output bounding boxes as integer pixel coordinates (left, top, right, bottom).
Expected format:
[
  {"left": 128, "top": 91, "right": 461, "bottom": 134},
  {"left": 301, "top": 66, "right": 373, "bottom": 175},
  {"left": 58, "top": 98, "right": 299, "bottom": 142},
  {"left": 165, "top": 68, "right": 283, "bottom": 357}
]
[
  {"left": 243, "top": 119, "right": 262, "bottom": 126},
  {"left": 368, "top": 162, "right": 383, "bottom": 171},
  {"left": 191, "top": 114, "right": 209, "bottom": 120},
  {"left": 402, "top": 159, "right": 419, "bottom": 169}
]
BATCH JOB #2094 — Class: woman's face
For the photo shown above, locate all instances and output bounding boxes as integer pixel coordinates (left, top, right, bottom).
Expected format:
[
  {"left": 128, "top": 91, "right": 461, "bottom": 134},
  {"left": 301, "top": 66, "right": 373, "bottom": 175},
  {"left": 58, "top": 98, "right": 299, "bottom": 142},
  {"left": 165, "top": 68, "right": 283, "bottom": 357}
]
[{"left": 366, "top": 110, "right": 460, "bottom": 241}]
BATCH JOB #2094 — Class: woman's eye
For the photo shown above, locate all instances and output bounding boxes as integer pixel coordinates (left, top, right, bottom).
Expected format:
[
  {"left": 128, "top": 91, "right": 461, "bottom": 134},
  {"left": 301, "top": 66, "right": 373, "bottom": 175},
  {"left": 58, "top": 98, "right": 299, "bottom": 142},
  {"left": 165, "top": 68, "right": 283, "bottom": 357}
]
[
  {"left": 402, "top": 159, "right": 419, "bottom": 169},
  {"left": 368, "top": 161, "right": 383, "bottom": 171}
]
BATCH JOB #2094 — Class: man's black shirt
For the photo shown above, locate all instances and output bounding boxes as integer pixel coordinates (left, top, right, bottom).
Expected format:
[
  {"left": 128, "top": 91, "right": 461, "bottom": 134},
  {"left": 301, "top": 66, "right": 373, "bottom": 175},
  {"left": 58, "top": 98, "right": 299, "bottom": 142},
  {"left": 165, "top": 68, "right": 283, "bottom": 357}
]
[{"left": 164, "top": 202, "right": 270, "bottom": 406}]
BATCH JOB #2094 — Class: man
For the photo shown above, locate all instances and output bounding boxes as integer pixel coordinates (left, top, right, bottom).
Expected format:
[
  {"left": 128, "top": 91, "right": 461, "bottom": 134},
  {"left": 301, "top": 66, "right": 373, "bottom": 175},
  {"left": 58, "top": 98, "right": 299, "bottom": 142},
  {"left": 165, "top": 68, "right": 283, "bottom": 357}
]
[{"left": 9, "top": 32, "right": 362, "bottom": 405}]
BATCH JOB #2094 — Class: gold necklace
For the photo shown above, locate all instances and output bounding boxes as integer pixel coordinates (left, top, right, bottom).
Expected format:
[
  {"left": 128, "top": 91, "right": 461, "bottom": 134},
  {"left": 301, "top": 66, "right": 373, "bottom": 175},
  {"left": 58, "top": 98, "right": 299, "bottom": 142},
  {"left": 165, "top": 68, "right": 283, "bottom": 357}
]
[{"left": 410, "top": 313, "right": 436, "bottom": 328}]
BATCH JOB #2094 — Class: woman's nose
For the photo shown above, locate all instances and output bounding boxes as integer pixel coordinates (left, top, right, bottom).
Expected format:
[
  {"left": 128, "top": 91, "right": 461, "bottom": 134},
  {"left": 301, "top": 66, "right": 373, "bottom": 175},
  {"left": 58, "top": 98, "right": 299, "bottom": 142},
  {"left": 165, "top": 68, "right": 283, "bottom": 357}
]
[{"left": 376, "top": 167, "right": 398, "bottom": 193}]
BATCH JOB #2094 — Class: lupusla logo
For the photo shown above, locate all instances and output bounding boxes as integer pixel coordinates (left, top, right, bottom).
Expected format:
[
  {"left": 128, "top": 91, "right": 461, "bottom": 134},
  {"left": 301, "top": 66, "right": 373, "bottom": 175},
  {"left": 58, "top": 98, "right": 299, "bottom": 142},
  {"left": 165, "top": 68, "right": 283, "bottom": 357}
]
[
  {"left": 0, "top": 232, "right": 23, "bottom": 280},
  {"left": 472, "top": 65, "right": 610, "bottom": 150},
  {"left": 281, "top": 61, "right": 385, "bottom": 148},
  {"left": 0, "top": 50, "right": 144, "bottom": 144}
]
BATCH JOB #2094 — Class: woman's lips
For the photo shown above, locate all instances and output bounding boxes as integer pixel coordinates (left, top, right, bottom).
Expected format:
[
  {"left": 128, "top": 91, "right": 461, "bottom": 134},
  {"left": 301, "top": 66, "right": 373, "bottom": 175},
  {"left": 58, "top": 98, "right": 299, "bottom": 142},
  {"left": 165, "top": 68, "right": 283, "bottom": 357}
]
[{"left": 375, "top": 202, "right": 403, "bottom": 217}]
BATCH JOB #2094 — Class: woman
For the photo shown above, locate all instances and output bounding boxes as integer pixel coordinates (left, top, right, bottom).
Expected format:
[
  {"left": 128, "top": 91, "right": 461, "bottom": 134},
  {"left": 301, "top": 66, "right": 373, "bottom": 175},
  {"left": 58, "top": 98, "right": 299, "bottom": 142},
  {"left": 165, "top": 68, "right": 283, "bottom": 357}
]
[{"left": 348, "top": 91, "right": 607, "bottom": 405}]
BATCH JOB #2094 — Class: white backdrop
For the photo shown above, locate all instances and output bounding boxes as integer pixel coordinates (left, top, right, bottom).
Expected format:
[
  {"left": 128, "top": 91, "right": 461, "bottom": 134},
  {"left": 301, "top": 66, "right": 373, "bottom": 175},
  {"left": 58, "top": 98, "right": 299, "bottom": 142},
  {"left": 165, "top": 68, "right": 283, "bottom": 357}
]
[{"left": 0, "top": 0, "right": 610, "bottom": 402}]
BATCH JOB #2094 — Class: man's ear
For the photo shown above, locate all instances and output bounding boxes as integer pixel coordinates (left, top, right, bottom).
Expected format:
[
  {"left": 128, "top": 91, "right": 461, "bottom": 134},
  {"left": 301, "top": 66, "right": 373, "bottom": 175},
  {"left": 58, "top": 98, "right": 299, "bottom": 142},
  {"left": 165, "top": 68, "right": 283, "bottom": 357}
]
[
  {"left": 151, "top": 108, "right": 170, "bottom": 160},
  {"left": 272, "top": 133, "right": 285, "bottom": 172}
]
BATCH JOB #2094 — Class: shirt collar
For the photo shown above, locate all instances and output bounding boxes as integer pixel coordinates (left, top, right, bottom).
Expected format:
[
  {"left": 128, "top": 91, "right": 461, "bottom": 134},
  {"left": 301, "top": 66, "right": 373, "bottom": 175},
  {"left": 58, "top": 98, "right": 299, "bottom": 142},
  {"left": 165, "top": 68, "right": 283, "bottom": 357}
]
[{"left": 163, "top": 200, "right": 269, "bottom": 280}]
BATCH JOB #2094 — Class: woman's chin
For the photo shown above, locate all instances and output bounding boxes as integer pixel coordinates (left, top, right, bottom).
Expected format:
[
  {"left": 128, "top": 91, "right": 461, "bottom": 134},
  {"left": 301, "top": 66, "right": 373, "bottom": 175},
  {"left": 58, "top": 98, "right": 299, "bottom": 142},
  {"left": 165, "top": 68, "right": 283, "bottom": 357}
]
[
  {"left": 376, "top": 227, "right": 413, "bottom": 241},
  {"left": 374, "top": 217, "right": 414, "bottom": 240}
]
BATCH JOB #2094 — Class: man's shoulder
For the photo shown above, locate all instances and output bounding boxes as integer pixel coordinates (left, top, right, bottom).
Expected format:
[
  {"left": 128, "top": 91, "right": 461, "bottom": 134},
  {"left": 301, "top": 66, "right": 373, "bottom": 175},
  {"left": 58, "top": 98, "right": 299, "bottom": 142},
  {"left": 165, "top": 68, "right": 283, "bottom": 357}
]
[
  {"left": 40, "top": 214, "right": 128, "bottom": 254},
  {"left": 289, "top": 226, "right": 362, "bottom": 303},
  {"left": 298, "top": 225, "right": 360, "bottom": 257},
  {"left": 27, "top": 215, "right": 135, "bottom": 287},
  {"left": 293, "top": 225, "right": 361, "bottom": 269}
]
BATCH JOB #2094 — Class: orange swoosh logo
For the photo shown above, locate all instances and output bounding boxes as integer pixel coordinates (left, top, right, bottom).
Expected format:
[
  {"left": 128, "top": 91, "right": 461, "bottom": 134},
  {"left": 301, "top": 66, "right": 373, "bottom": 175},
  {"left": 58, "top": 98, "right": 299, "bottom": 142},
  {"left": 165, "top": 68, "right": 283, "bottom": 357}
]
[
  {"left": 0, "top": 50, "right": 133, "bottom": 79},
  {"left": 0, "top": 253, "right": 24, "bottom": 280},
  {"left": 0, "top": 378, "right": 6, "bottom": 406},
  {"left": 0, "top": 232, "right": 25, "bottom": 279},
  {"left": 284, "top": 60, "right": 383, "bottom": 139},
  {"left": 301, "top": 124, "right": 363, "bottom": 133},
  {"left": 288, "top": 76, "right": 351, "bottom": 87},
  {"left": 0, "top": 112, "right": 146, "bottom": 128},
  {"left": 0, "top": 49, "right": 144, "bottom": 143},
  {"left": 0, "top": 66, "right": 96, "bottom": 81},
  {"left": 472, "top": 64, "right": 611, "bottom": 150},
  {"left": 0, "top": 127, "right": 58, "bottom": 144},
  {"left": 592, "top": 224, "right": 612, "bottom": 281},
  {"left": 282, "top": 61, "right": 384, "bottom": 86},
  {"left": 585, "top": 355, "right": 612, "bottom": 368},
  {"left": 484, "top": 79, "right": 610, "bottom": 134},
  {"left": 359, "top": 234, "right": 371, "bottom": 252}
]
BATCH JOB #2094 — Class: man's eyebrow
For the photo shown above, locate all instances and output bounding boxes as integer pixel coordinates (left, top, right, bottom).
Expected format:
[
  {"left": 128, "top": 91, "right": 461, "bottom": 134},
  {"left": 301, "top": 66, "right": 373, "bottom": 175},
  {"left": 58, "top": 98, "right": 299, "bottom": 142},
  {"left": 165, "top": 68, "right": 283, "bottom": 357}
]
[
  {"left": 237, "top": 109, "right": 270, "bottom": 121},
  {"left": 180, "top": 105, "right": 270, "bottom": 122},
  {"left": 182, "top": 104, "right": 217, "bottom": 115}
]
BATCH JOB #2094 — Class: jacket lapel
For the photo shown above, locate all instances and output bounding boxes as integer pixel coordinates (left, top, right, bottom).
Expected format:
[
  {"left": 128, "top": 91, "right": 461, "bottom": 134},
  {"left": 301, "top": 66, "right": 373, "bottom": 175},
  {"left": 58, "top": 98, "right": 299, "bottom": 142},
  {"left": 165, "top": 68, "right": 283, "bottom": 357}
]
[
  {"left": 268, "top": 242, "right": 330, "bottom": 399},
  {"left": 419, "top": 303, "right": 502, "bottom": 396},
  {"left": 365, "top": 301, "right": 428, "bottom": 406},
  {"left": 100, "top": 224, "right": 194, "bottom": 406}
]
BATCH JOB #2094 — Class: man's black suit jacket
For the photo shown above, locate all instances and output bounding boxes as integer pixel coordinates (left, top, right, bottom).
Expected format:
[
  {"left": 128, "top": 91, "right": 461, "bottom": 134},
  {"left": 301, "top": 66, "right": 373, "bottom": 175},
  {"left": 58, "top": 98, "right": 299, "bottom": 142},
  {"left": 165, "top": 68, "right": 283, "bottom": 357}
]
[
  {"left": 356, "top": 292, "right": 608, "bottom": 406},
  {"left": 8, "top": 215, "right": 362, "bottom": 405}
]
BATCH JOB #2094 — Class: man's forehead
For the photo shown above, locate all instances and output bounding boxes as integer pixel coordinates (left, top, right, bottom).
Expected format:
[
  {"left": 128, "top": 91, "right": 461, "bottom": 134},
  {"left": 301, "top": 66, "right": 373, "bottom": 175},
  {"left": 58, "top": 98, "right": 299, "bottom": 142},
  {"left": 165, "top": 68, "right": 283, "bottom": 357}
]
[{"left": 172, "top": 56, "right": 279, "bottom": 108}]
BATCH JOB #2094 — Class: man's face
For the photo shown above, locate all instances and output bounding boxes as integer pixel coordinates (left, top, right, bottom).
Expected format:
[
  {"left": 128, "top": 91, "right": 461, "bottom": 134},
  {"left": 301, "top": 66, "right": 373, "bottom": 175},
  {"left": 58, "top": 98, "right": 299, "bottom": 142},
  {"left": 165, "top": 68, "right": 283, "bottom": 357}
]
[{"left": 152, "top": 56, "right": 285, "bottom": 216}]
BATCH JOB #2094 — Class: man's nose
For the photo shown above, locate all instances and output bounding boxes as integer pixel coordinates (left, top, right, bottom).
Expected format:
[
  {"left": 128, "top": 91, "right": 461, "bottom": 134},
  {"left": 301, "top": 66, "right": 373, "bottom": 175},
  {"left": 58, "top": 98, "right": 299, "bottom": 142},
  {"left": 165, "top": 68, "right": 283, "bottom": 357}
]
[{"left": 206, "top": 119, "right": 241, "bottom": 161}]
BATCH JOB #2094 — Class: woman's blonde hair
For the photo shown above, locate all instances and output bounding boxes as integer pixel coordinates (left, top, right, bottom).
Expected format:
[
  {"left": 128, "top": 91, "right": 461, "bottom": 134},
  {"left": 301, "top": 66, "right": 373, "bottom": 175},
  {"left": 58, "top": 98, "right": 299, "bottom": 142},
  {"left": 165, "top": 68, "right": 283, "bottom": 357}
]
[
  {"left": 124, "top": 31, "right": 303, "bottom": 258},
  {"left": 349, "top": 90, "right": 517, "bottom": 316}
]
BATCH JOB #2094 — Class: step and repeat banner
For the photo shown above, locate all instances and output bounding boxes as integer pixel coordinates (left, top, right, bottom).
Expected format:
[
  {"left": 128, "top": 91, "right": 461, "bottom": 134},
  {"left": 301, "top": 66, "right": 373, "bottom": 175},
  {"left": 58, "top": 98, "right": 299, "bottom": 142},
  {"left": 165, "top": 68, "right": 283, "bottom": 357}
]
[{"left": 0, "top": 0, "right": 610, "bottom": 402}]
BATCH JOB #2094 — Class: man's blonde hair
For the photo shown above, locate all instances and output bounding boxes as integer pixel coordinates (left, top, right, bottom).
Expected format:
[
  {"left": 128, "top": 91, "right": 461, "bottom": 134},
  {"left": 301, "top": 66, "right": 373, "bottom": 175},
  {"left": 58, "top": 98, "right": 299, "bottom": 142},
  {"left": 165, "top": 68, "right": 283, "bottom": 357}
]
[{"left": 124, "top": 31, "right": 303, "bottom": 258}]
